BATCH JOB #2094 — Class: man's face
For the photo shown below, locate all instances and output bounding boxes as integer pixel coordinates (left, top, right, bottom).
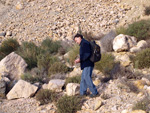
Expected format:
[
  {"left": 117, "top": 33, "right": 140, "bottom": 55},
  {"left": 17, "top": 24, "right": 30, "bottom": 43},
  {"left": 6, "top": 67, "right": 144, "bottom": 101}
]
[{"left": 74, "top": 37, "right": 82, "bottom": 45}]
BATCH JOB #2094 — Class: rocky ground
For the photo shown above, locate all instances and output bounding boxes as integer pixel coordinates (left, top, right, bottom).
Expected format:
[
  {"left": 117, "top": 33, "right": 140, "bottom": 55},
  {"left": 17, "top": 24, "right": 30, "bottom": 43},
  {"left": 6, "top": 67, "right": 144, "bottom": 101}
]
[
  {"left": 1, "top": 0, "right": 147, "bottom": 45},
  {"left": 0, "top": 77, "right": 149, "bottom": 113},
  {"left": 0, "top": 0, "right": 150, "bottom": 113},
  {"left": 0, "top": 98, "right": 57, "bottom": 113}
]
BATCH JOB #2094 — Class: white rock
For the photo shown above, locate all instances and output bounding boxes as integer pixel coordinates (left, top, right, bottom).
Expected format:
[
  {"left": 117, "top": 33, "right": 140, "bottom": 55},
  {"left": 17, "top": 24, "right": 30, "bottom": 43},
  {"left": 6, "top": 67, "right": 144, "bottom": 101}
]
[
  {"left": 6, "top": 31, "right": 12, "bottom": 36},
  {"left": 121, "top": 110, "right": 129, "bottom": 113},
  {"left": 113, "top": 34, "right": 137, "bottom": 52},
  {"left": 16, "top": 2, "right": 24, "bottom": 10},
  {"left": 130, "top": 46, "right": 141, "bottom": 53},
  {"left": 48, "top": 79, "right": 65, "bottom": 92},
  {"left": 67, "top": 67, "right": 82, "bottom": 77},
  {"left": 137, "top": 40, "right": 148, "bottom": 49},
  {"left": 0, "top": 52, "right": 27, "bottom": 80},
  {"left": 94, "top": 100, "right": 102, "bottom": 111},
  {"left": 1, "top": 77, "right": 10, "bottom": 83},
  {"left": 66, "top": 83, "right": 80, "bottom": 96},
  {"left": 6, "top": 79, "right": 38, "bottom": 99},
  {"left": 42, "top": 84, "right": 48, "bottom": 89}
]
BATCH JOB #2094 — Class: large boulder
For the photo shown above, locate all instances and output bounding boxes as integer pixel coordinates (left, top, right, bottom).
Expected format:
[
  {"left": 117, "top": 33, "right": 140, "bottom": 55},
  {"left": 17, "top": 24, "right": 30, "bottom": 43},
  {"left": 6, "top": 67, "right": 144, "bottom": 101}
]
[
  {"left": 42, "top": 79, "right": 65, "bottom": 92},
  {"left": 6, "top": 79, "right": 38, "bottom": 99},
  {"left": 0, "top": 52, "right": 27, "bottom": 80},
  {"left": 0, "top": 80, "right": 6, "bottom": 98},
  {"left": 99, "top": 30, "right": 117, "bottom": 53},
  {"left": 66, "top": 83, "right": 80, "bottom": 96},
  {"left": 137, "top": 40, "right": 148, "bottom": 49},
  {"left": 113, "top": 34, "right": 137, "bottom": 52}
]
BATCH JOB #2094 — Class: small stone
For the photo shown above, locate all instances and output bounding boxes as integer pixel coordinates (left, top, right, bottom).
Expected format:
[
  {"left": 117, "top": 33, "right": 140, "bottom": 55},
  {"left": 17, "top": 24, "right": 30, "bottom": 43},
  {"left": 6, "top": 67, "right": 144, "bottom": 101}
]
[
  {"left": 16, "top": 2, "right": 24, "bottom": 10},
  {"left": 121, "top": 110, "right": 129, "bottom": 113},
  {"left": 93, "top": 78, "right": 101, "bottom": 86},
  {"left": 6, "top": 31, "right": 12, "bottom": 36},
  {"left": 0, "top": 32, "right": 6, "bottom": 37},
  {"left": 94, "top": 100, "right": 102, "bottom": 111}
]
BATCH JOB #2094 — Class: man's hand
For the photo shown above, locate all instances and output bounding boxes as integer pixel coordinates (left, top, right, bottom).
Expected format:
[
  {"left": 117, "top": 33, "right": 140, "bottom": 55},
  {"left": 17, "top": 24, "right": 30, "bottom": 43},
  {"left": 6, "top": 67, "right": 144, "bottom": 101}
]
[{"left": 74, "top": 58, "right": 80, "bottom": 64}]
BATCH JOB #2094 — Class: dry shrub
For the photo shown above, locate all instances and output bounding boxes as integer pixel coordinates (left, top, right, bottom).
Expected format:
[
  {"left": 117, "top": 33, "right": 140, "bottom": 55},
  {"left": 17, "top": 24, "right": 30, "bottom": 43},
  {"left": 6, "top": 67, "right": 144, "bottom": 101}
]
[
  {"left": 144, "top": 6, "right": 150, "bottom": 15},
  {"left": 132, "top": 97, "right": 150, "bottom": 112},
  {"left": 64, "top": 76, "right": 81, "bottom": 88},
  {"left": 68, "top": 45, "right": 79, "bottom": 66},
  {"left": 56, "top": 95, "right": 82, "bottom": 113},
  {"left": 0, "top": 38, "right": 20, "bottom": 60},
  {"left": 131, "top": 48, "right": 150, "bottom": 69},
  {"left": 36, "top": 89, "right": 57, "bottom": 105}
]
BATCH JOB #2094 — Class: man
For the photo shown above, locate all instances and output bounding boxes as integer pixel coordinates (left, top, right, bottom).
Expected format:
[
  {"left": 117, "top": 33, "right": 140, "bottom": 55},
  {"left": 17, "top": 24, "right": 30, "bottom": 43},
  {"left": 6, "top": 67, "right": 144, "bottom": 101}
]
[{"left": 74, "top": 34, "right": 98, "bottom": 97}]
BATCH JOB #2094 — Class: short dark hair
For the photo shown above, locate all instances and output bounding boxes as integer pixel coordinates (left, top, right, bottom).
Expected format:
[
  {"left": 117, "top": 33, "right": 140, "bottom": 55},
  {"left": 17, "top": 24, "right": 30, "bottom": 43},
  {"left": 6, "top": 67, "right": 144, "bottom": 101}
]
[{"left": 73, "top": 34, "right": 83, "bottom": 40}]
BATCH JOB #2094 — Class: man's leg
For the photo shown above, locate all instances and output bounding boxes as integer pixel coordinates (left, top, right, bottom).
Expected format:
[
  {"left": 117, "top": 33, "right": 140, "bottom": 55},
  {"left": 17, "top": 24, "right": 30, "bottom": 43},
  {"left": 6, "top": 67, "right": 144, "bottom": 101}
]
[
  {"left": 84, "top": 67, "right": 98, "bottom": 95},
  {"left": 80, "top": 68, "right": 88, "bottom": 95}
]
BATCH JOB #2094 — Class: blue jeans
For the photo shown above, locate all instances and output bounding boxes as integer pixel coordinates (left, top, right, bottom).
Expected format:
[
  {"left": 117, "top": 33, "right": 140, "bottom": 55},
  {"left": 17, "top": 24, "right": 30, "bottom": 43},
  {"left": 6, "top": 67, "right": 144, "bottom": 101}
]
[{"left": 80, "top": 66, "right": 98, "bottom": 95}]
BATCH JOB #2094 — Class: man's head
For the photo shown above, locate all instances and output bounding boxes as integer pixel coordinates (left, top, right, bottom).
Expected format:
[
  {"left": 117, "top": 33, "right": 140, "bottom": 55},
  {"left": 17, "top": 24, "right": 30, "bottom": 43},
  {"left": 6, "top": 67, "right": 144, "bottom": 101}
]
[{"left": 74, "top": 34, "right": 83, "bottom": 45}]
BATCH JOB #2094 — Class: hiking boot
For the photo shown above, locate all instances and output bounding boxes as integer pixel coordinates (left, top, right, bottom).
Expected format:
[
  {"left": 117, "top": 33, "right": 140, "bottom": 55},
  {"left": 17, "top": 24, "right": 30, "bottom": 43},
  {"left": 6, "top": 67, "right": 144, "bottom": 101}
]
[{"left": 89, "top": 93, "right": 99, "bottom": 98}]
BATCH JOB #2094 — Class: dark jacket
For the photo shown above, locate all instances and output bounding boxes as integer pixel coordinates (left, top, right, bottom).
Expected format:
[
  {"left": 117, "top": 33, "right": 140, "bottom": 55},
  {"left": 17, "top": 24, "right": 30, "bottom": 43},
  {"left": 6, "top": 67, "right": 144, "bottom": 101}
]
[{"left": 80, "top": 38, "right": 94, "bottom": 70}]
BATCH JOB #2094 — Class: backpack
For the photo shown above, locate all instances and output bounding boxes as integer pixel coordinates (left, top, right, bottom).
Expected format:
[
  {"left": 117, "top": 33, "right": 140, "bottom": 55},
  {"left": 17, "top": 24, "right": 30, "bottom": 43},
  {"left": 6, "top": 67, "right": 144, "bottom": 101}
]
[{"left": 90, "top": 41, "right": 101, "bottom": 62}]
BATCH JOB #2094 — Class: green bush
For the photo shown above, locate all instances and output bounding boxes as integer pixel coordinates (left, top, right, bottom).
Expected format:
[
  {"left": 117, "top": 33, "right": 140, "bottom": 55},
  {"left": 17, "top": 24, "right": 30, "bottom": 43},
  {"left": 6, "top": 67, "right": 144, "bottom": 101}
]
[
  {"left": 40, "top": 38, "right": 61, "bottom": 54},
  {"left": 116, "top": 19, "right": 150, "bottom": 41},
  {"left": 36, "top": 89, "right": 57, "bottom": 105},
  {"left": 37, "top": 53, "right": 58, "bottom": 75},
  {"left": 21, "top": 72, "right": 42, "bottom": 83},
  {"left": 95, "top": 53, "right": 116, "bottom": 75},
  {"left": 48, "top": 62, "right": 70, "bottom": 76},
  {"left": 68, "top": 45, "right": 79, "bottom": 65},
  {"left": 56, "top": 95, "right": 82, "bottom": 113},
  {"left": 65, "top": 76, "right": 81, "bottom": 87},
  {"left": 131, "top": 48, "right": 150, "bottom": 69},
  {"left": 144, "top": 6, "right": 150, "bottom": 15},
  {"left": 0, "top": 38, "right": 20, "bottom": 60},
  {"left": 17, "top": 42, "right": 40, "bottom": 69},
  {"left": 116, "top": 26, "right": 127, "bottom": 35}
]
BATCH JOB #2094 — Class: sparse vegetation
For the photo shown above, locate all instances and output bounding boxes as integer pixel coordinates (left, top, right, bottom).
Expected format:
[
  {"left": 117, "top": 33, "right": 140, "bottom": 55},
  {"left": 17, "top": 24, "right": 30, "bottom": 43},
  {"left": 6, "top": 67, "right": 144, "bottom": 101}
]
[
  {"left": 68, "top": 45, "right": 79, "bottom": 65},
  {"left": 65, "top": 76, "right": 81, "bottom": 87},
  {"left": 132, "top": 97, "right": 150, "bottom": 112},
  {"left": 95, "top": 53, "right": 116, "bottom": 76},
  {"left": 144, "top": 6, "right": 150, "bottom": 15},
  {"left": 21, "top": 72, "right": 42, "bottom": 83},
  {"left": 116, "top": 26, "right": 127, "bottom": 35},
  {"left": 48, "top": 62, "right": 70, "bottom": 76},
  {"left": 116, "top": 19, "right": 150, "bottom": 41},
  {"left": 0, "top": 38, "right": 20, "bottom": 60},
  {"left": 131, "top": 48, "right": 150, "bottom": 69},
  {"left": 37, "top": 53, "right": 58, "bottom": 75},
  {"left": 17, "top": 42, "right": 40, "bottom": 69},
  {"left": 36, "top": 89, "right": 57, "bottom": 105},
  {"left": 56, "top": 95, "right": 82, "bottom": 113},
  {"left": 40, "top": 38, "right": 61, "bottom": 55}
]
